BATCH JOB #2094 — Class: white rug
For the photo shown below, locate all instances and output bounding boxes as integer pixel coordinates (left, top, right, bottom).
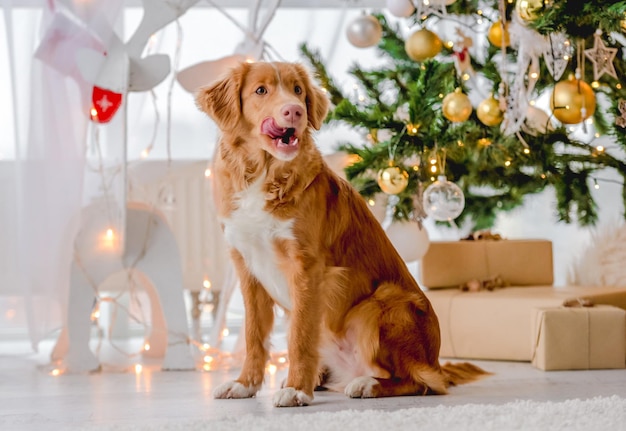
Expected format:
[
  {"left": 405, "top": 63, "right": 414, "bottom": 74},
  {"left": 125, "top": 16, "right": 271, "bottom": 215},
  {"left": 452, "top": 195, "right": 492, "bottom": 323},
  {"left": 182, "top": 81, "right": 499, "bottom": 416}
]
[{"left": 100, "top": 395, "right": 626, "bottom": 431}]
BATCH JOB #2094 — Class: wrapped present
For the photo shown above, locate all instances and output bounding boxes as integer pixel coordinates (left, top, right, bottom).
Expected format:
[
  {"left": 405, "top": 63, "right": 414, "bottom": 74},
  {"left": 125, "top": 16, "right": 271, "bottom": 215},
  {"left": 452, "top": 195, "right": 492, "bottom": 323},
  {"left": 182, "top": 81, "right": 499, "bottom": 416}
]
[
  {"left": 419, "top": 239, "right": 553, "bottom": 289},
  {"left": 426, "top": 285, "right": 626, "bottom": 361},
  {"left": 531, "top": 305, "right": 626, "bottom": 371}
]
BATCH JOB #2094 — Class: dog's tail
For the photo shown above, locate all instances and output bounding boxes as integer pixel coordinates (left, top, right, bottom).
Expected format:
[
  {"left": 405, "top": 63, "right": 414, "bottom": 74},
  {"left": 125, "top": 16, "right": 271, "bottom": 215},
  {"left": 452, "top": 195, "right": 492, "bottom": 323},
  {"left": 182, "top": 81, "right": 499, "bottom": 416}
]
[{"left": 441, "top": 361, "right": 492, "bottom": 387}]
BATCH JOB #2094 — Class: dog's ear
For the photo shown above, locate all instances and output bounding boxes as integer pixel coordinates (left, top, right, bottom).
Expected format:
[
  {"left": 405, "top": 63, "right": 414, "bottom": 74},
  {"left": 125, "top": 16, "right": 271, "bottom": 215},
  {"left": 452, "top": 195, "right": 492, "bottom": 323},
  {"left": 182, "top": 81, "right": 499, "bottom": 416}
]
[
  {"left": 294, "top": 64, "right": 329, "bottom": 130},
  {"left": 195, "top": 63, "right": 248, "bottom": 132}
]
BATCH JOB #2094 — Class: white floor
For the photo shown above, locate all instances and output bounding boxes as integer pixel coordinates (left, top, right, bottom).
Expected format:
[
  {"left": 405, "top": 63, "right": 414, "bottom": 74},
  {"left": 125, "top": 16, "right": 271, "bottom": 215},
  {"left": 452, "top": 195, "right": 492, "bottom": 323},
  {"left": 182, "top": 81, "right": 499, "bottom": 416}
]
[{"left": 2, "top": 338, "right": 626, "bottom": 430}]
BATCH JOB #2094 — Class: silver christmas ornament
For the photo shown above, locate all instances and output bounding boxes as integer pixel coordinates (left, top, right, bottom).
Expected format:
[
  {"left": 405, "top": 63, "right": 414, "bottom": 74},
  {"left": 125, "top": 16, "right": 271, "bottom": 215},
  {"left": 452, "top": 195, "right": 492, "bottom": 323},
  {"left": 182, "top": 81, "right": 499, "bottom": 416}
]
[{"left": 346, "top": 14, "right": 382, "bottom": 48}]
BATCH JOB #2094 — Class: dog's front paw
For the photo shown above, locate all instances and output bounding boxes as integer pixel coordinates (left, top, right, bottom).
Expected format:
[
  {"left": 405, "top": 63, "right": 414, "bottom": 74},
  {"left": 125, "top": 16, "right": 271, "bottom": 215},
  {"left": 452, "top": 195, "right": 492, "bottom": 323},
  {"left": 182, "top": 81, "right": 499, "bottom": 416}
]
[
  {"left": 345, "top": 376, "right": 380, "bottom": 398},
  {"left": 272, "top": 387, "right": 313, "bottom": 407},
  {"left": 213, "top": 381, "right": 259, "bottom": 399}
]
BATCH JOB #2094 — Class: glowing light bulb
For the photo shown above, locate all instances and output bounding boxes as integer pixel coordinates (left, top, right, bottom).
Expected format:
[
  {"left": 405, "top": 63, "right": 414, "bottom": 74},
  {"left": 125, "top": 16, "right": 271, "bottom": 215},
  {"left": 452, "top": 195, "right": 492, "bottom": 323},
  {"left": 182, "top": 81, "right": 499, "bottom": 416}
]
[
  {"left": 591, "top": 81, "right": 600, "bottom": 89},
  {"left": 504, "top": 160, "right": 511, "bottom": 167},
  {"left": 268, "top": 364, "right": 277, "bottom": 375},
  {"left": 368, "top": 199, "right": 375, "bottom": 206},
  {"left": 523, "top": 148, "right": 530, "bottom": 154},
  {"left": 91, "top": 307, "right": 100, "bottom": 321},
  {"left": 596, "top": 145, "right": 604, "bottom": 152},
  {"left": 594, "top": 182, "right": 600, "bottom": 190},
  {"left": 203, "top": 279, "right": 212, "bottom": 289},
  {"left": 204, "top": 168, "right": 212, "bottom": 177},
  {"left": 222, "top": 328, "right": 230, "bottom": 337},
  {"left": 203, "top": 355, "right": 214, "bottom": 363},
  {"left": 134, "top": 364, "right": 143, "bottom": 374},
  {"left": 530, "top": 72, "right": 538, "bottom": 79},
  {"left": 412, "top": 165, "right": 419, "bottom": 171},
  {"left": 141, "top": 149, "right": 150, "bottom": 158},
  {"left": 106, "top": 229, "right": 114, "bottom": 239},
  {"left": 143, "top": 343, "right": 151, "bottom": 352},
  {"left": 51, "top": 368, "right": 61, "bottom": 376},
  {"left": 90, "top": 108, "right": 98, "bottom": 119},
  {"left": 278, "top": 356, "right": 287, "bottom": 364},
  {"left": 202, "top": 343, "right": 210, "bottom": 351},
  {"left": 430, "top": 165, "right": 437, "bottom": 173}
]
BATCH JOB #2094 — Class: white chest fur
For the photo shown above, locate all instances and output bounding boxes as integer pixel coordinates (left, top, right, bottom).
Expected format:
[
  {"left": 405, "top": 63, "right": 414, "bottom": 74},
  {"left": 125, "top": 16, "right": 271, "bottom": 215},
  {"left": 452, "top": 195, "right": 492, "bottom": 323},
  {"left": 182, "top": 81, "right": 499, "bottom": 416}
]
[{"left": 221, "top": 176, "right": 294, "bottom": 310}]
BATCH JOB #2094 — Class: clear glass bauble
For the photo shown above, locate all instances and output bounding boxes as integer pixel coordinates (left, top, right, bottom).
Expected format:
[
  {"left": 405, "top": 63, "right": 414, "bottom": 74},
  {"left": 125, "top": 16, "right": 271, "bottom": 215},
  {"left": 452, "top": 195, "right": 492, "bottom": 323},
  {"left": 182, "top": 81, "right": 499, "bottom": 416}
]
[{"left": 423, "top": 175, "right": 465, "bottom": 221}]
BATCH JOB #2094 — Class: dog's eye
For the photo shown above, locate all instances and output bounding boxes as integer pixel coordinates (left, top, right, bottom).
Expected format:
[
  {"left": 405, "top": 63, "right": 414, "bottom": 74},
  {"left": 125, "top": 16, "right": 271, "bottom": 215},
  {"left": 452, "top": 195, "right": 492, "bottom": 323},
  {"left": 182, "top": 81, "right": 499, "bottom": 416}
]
[
  {"left": 256, "top": 86, "right": 267, "bottom": 95},
  {"left": 294, "top": 85, "right": 302, "bottom": 95}
]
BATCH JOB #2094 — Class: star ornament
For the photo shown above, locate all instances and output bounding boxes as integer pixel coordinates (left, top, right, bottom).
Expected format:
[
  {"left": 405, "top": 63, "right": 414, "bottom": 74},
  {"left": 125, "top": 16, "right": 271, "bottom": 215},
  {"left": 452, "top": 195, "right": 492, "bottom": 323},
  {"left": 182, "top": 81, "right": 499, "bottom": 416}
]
[{"left": 584, "top": 31, "right": 618, "bottom": 80}]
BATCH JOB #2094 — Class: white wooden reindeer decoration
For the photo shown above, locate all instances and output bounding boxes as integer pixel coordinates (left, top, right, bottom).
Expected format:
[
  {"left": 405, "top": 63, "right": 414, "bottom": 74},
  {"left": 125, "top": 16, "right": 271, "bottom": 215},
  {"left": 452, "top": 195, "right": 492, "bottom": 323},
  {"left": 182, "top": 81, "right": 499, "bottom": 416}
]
[{"left": 47, "top": 0, "right": 199, "bottom": 372}]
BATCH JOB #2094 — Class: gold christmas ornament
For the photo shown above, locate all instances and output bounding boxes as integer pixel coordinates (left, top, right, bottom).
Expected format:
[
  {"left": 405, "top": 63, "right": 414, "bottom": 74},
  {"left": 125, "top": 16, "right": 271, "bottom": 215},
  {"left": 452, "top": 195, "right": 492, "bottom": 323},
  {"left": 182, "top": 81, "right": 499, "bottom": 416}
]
[
  {"left": 477, "top": 94, "right": 504, "bottom": 126},
  {"left": 442, "top": 88, "right": 472, "bottom": 122},
  {"left": 515, "top": 0, "right": 545, "bottom": 23},
  {"left": 487, "top": 20, "right": 510, "bottom": 48},
  {"left": 405, "top": 28, "right": 443, "bottom": 62},
  {"left": 377, "top": 165, "right": 409, "bottom": 194},
  {"left": 550, "top": 74, "right": 596, "bottom": 124}
]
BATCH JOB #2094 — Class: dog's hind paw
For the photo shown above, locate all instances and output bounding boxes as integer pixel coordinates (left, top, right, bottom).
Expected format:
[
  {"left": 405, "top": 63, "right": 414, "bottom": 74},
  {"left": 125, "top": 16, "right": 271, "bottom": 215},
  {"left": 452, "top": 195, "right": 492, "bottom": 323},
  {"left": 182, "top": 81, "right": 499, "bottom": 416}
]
[
  {"left": 213, "top": 381, "right": 258, "bottom": 399},
  {"left": 272, "top": 387, "right": 313, "bottom": 407},
  {"left": 345, "top": 376, "right": 380, "bottom": 398}
]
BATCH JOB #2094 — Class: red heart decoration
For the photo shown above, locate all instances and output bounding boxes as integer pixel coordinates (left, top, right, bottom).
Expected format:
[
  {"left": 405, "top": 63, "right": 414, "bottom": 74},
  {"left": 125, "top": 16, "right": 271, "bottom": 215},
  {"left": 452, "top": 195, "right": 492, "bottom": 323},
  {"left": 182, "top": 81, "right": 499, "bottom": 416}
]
[{"left": 90, "top": 86, "right": 123, "bottom": 123}]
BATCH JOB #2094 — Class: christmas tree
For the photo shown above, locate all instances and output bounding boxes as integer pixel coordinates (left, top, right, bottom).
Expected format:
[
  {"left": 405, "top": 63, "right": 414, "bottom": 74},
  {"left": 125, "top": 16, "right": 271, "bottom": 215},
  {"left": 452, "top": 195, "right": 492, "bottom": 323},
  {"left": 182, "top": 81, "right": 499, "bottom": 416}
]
[{"left": 301, "top": 0, "right": 626, "bottom": 230}]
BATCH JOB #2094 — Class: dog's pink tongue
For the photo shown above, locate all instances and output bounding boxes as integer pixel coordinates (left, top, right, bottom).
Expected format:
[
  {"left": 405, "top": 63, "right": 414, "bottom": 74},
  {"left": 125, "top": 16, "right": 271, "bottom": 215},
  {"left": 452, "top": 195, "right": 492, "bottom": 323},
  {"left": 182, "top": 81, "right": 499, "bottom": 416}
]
[{"left": 261, "top": 117, "right": 287, "bottom": 139}]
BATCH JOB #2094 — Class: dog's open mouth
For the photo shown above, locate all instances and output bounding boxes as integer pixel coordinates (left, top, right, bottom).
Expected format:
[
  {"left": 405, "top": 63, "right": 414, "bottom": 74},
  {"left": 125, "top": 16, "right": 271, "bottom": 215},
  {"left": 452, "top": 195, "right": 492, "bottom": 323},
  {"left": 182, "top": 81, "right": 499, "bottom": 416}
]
[{"left": 261, "top": 118, "right": 299, "bottom": 149}]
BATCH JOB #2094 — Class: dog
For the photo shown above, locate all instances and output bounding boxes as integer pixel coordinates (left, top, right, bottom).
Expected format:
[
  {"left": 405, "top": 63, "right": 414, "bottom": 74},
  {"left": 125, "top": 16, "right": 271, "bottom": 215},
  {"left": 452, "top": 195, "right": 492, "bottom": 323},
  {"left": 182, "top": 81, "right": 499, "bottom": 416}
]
[{"left": 196, "top": 61, "right": 488, "bottom": 407}]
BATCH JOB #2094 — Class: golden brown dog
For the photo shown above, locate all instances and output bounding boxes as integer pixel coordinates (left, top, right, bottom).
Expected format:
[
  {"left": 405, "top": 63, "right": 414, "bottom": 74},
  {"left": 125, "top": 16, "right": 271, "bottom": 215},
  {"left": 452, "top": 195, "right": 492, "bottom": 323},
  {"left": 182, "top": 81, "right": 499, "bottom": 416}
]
[{"left": 196, "top": 61, "right": 488, "bottom": 407}]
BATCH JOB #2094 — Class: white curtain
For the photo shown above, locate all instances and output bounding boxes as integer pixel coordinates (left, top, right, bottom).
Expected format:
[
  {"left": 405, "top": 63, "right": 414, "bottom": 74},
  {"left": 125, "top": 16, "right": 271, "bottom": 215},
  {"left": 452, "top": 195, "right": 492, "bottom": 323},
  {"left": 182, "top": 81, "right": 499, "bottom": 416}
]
[{"left": 0, "top": 0, "right": 126, "bottom": 349}]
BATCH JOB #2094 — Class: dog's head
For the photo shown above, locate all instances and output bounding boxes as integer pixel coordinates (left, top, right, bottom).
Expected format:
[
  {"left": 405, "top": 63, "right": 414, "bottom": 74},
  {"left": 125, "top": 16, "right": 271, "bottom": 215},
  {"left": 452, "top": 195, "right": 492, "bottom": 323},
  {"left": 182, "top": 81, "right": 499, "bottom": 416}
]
[{"left": 196, "top": 61, "right": 329, "bottom": 161}]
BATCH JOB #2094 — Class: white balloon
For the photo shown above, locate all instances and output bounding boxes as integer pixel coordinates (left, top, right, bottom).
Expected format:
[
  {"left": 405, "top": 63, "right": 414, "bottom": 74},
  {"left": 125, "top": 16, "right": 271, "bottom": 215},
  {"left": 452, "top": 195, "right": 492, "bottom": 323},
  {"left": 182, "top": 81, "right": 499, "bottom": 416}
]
[
  {"left": 386, "top": 0, "right": 415, "bottom": 17},
  {"left": 385, "top": 221, "right": 431, "bottom": 262}
]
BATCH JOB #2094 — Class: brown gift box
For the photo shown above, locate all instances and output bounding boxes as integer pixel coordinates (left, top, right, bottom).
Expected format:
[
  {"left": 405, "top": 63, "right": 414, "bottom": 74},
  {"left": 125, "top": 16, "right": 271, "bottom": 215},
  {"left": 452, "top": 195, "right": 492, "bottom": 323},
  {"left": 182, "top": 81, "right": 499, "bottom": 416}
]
[
  {"left": 419, "top": 239, "right": 553, "bottom": 289},
  {"left": 531, "top": 305, "right": 626, "bottom": 371},
  {"left": 425, "top": 286, "right": 626, "bottom": 361}
]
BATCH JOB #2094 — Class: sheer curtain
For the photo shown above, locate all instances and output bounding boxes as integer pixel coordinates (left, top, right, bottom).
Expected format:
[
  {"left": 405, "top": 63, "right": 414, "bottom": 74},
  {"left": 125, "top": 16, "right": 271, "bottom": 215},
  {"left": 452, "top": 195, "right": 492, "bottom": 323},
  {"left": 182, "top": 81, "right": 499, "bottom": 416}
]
[{"left": 0, "top": 0, "right": 128, "bottom": 349}]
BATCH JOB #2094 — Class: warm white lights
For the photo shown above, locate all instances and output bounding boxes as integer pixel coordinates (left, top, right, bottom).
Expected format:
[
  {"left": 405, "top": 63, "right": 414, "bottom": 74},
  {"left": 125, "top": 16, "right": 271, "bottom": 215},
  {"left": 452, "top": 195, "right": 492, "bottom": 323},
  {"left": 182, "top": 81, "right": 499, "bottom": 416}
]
[
  {"left": 222, "top": 328, "right": 230, "bottom": 337},
  {"left": 203, "top": 279, "right": 212, "bottom": 289}
]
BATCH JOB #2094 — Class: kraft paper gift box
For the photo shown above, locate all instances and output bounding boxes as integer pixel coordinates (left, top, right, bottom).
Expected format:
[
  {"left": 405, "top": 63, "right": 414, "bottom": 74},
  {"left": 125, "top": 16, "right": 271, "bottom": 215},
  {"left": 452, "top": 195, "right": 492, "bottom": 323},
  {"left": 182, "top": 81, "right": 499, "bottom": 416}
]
[
  {"left": 531, "top": 305, "right": 626, "bottom": 371},
  {"left": 419, "top": 239, "right": 554, "bottom": 289},
  {"left": 425, "top": 286, "right": 626, "bottom": 361}
]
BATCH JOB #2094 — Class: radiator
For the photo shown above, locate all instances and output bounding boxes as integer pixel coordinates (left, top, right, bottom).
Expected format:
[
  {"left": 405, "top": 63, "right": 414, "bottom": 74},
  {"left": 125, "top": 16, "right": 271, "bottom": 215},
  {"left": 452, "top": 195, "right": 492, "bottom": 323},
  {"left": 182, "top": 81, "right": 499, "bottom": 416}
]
[{"left": 127, "top": 160, "right": 230, "bottom": 295}]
